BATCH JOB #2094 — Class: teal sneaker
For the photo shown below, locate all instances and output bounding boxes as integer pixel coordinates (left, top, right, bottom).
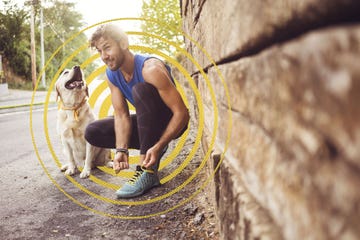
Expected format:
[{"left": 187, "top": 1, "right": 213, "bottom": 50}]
[{"left": 116, "top": 165, "right": 160, "bottom": 199}]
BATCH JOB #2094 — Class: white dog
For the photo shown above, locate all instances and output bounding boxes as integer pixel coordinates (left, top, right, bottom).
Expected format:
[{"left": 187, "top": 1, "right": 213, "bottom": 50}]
[{"left": 55, "top": 65, "right": 112, "bottom": 178}]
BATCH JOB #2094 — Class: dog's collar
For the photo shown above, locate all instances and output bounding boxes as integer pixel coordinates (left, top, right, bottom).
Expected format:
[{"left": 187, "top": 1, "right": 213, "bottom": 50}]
[{"left": 59, "top": 97, "right": 87, "bottom": 121}]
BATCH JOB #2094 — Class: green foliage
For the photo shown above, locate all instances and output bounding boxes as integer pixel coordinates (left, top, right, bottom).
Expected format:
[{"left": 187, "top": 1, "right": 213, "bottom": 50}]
[
  {"left": 40, "top": 0, "right": 95, "bottom": 86},
  {"left": 140, "top": 0, "right": 183, "bottom": 58},
  {"left": 0, "top": 0, "right": 31, "bottom": 78},
  {"left": 0, "top": 0, "right": 95, "bottom": 89}
]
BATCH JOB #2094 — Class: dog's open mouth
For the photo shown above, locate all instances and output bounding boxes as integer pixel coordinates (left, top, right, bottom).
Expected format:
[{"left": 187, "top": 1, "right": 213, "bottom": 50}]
[
  {"left": 65, "top": 79, "right": 83, "bottom": 89},
  {"left": 65, "top": 66, "right": 84, "bottom": 90}
]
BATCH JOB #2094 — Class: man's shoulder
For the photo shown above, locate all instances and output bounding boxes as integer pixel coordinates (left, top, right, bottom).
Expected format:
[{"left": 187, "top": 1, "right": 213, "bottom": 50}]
[
  {"left": 142, "top": 57, "right": 165, "bottom": 71},
  {"left": 142, "top": 60, "right": 166, "bottom": 79}
]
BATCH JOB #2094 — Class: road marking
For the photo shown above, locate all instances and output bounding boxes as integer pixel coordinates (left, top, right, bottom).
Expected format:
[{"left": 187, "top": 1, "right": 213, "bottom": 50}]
[{"left": 0, "top": 106, "right": 57, "bottom": 118}]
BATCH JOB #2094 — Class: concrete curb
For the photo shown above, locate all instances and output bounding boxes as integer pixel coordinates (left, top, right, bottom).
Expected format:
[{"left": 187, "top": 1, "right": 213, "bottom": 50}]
[{"left": 0, "top": 101, "right": 56, "bottom": 110}]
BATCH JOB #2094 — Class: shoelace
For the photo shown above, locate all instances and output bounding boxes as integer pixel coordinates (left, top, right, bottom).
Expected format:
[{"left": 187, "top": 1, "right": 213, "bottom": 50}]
[
  {"left": 128, "top": 167, "right": 143, "bottom": 184},
  {"left": 127, "top": 166, "right": 156, "bottom": 185},
  {"left": 141, "top": 166, "right": 155, "bottom": 174}
]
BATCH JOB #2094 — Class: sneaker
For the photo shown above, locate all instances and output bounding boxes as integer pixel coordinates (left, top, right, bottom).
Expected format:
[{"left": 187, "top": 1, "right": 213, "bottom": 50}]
[{"left": 116, "top": 165, "right": 160, "bottom": 198}]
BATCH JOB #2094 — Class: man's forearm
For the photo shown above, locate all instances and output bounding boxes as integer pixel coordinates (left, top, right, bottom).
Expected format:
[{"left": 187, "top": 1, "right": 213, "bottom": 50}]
[
  {"left": 156, "top": 110, "right": 189, "bottom": 149},
  {"left": 114, "top": 113, "right": 132, "bottom": 149}
]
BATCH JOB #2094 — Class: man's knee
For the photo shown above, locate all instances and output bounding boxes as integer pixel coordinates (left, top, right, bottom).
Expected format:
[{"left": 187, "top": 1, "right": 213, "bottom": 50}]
[{"left": 84, "top": 122, "right": 97, "bottom": 145}]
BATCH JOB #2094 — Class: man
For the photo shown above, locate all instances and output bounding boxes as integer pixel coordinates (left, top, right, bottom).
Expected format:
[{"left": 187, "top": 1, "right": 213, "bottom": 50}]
[{"left": 85, "top": 24, "right": 189, "bottom": 198}]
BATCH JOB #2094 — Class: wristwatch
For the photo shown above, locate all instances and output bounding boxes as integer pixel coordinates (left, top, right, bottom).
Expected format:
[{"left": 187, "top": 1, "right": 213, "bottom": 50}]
[{"left": 115, "top": 148, "right": 129, "bottom": 156}]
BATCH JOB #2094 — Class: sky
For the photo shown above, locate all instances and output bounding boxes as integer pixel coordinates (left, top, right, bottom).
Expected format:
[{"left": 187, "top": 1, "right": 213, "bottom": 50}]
[
  {"left": 74, "top": 0, "right": 143, "bottom": 36},
  {"left": 4, "top": 0, "right": 143, "bottom": 33},
  {"left": 75, "top": 0, "right": 143, "bottom": 26},
  {"left": 1, "top": 0, "right": 145, "bottom": 47}
]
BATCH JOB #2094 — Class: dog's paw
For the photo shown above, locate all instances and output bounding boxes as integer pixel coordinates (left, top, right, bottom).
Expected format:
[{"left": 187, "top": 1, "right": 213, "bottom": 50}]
[
  {"left": 106, "top": 161, "right": 114, "bottom": 168},
  {"left": 80, "top": 169, "right": 91, "bottom": 179},
  {"left": 60, "top": 164, "right": 69, "bottom": 172},
  {"left": 61, "top": 164, "right": 76, "bottom": 175},
  {"left": 64, "top": 167, "right": 76, "bottom": 176}
]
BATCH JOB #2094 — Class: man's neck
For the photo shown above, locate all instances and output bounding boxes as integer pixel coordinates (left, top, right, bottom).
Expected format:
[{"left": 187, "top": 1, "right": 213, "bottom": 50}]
[{"left": 120, "top": 52, "right": 135, "bottom": 82}]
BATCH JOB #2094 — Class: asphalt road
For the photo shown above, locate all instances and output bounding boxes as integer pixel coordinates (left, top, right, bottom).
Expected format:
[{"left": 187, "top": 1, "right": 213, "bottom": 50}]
[{"left": 0, "top": 106, "right": 218, "bottom": 239}]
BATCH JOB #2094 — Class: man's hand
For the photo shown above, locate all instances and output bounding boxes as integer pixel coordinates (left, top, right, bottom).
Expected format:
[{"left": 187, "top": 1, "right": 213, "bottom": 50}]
[
  {"left": 113, "top": 152, "right": 129, "bottom": 174},
  {"left": 142, "top": 145, "right": 161, "bottom": 169}
]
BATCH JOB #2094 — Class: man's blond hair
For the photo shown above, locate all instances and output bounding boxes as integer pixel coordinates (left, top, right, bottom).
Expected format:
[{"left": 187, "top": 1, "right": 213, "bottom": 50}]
[{"left": 89, "top": 24, "right": 129, "bottom": 49}]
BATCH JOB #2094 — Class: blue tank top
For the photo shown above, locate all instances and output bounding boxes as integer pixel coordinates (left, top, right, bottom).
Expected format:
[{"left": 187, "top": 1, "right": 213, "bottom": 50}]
[{"left": 106, "top": 54, "right": 174, "bottom": 105}]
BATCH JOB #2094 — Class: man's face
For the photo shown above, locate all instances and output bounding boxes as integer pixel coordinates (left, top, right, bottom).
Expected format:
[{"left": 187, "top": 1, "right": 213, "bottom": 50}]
[{"left": 94, "top": 37, "right": 124, "bottom": 71}]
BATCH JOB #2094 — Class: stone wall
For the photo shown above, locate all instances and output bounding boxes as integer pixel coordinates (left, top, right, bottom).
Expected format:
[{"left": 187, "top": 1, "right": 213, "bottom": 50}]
[{"left": 181, "top": 0, "right": 360, "bottom": 239}]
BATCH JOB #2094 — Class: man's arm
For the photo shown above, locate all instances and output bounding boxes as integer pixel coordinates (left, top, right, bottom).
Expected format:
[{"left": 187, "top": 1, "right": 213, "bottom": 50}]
[
  {"left": 142, "top": 59, "right": 190, "bottom": 168},
  {"left": 107, "top": 78, "right": 132, "bottom": 172}
]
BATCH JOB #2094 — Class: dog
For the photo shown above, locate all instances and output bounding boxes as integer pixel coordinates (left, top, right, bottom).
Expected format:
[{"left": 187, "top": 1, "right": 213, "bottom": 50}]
[{"left": 55, "top": 65, "right": 112, "bottom": 178}]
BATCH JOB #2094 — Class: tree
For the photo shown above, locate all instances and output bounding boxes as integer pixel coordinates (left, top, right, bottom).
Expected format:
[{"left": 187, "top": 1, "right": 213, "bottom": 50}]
[
  {"left": 0, "top": 0, "right": 94, "bottom": 88},
  {"left": 0, "top": 0, "right": 31, "bottom": 79},
  {"left": 39, "top": 0, "right": 94, "bottom": 86},
  {"left": 139, "top": 0, "right": 183, "bottom": 58}
]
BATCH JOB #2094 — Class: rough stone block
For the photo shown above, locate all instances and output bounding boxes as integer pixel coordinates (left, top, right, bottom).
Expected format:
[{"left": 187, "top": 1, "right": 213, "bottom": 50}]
[
  {"left": 204, "top": 25, "right": 360, "bottom": 240},
  {"left": 181, "top": 0, "right": 360, "bottom": 68}
]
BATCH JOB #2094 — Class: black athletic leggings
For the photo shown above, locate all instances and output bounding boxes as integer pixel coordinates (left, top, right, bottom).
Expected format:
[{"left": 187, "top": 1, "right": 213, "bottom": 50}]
[{"left": 85, "top": 82, "right": 186, "bottom": 154}]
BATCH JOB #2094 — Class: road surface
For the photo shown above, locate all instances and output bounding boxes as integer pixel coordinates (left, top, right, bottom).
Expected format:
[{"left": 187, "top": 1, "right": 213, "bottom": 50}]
[{"left": 0, "top": 105, "right": 218, "bottom": 239}]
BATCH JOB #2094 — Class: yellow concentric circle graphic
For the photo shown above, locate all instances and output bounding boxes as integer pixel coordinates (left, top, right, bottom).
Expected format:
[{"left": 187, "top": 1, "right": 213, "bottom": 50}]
[{"left": 30, "top": 17, "right": 232, "bottom": 219}]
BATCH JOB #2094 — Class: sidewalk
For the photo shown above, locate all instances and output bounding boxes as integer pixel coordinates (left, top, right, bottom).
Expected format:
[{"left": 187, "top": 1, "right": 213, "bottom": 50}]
[{"left": 0, "top": 89, "right": 56, "bottom": 111}]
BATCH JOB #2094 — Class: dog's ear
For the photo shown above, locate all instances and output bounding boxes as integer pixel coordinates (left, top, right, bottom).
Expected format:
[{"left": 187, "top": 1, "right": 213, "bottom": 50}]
[
  {"left": 55, "top": 86, "right": 60, "bottom": 102},
  {"left": 86, "top": 85, "right": 89, "bottom": 97},
  {"left": 54, "top": 71, "right": 64, "bottom": 102}
]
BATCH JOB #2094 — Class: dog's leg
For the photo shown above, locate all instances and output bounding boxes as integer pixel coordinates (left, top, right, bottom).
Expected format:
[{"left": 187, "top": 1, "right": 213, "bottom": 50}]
[
  {"left": 95, "top": 149, "right": 113, "bottom": 168},
  {"left": 106, "top": 160, "right": 114, "bottom": 168},
  {"left": 80, "top": 142, "right": 94, "bottom": 178},
  {"left": 61, "top": 142, "right": 77, "bottom": 175},
  {"left": 101, "top": 150, "right": 113, "bottom": 168},
  {"left": 105, "top": 151, "right": 113, "bottom": 168}
]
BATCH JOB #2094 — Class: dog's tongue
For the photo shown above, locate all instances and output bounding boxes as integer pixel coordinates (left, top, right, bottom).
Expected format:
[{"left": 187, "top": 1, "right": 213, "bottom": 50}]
[
  {"left": 70, "top": 81, "right": 83, "bottom": 88},
  {"left": 69, "top": 82, "right": 77, "bottom": 88},
  {"left": 76, "top": 81, "right": 84, "bottom": 88},
  {"left": 67, "top": 80, "right": 83, "bottom": 89}
]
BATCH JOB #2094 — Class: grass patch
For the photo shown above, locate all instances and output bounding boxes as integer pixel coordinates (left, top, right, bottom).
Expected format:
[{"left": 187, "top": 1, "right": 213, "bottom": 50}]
[{"left": 8, "top": 81, "right": 47, "bottom": 91}]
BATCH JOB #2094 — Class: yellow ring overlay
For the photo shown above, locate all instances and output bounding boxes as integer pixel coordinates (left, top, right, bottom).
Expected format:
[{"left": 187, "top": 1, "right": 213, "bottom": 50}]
[
  {"left": 43, "top": 37, "right": 202, "bottom": 205},
  {"left": 30, "top": 17, "right": 232, "bottom": 219}
]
